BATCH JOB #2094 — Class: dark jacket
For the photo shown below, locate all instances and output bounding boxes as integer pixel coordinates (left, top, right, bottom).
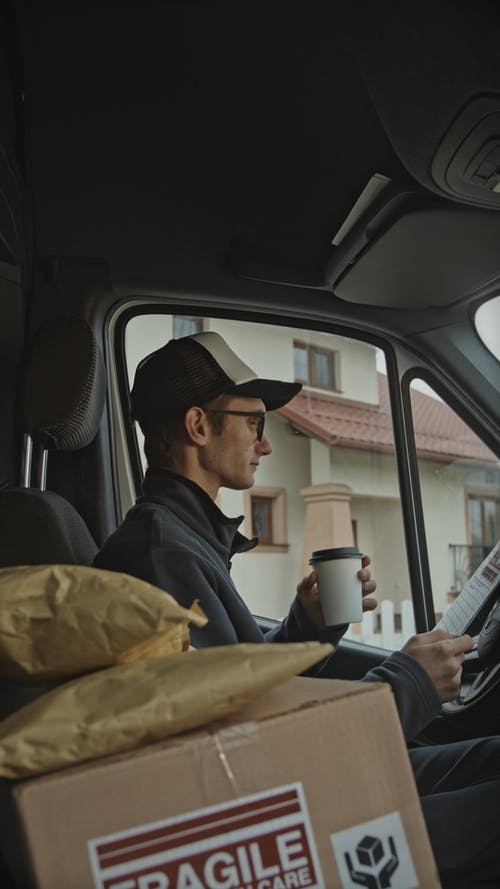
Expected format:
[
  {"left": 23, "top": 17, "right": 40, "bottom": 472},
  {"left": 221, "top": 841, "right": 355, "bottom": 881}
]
[{"left": 94, "top": 468, "right": 441, "bottom": 739}]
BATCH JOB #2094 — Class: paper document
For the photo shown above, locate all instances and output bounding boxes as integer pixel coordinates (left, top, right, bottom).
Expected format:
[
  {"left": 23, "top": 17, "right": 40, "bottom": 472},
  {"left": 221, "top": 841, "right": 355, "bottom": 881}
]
[{"left": 436, "top": 540, "right": 500, "bottom": 635}]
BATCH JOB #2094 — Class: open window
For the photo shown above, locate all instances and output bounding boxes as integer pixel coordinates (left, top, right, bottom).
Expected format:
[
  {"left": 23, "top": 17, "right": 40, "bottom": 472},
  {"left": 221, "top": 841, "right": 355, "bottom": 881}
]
[
  {"left": 408, "top": 378, "right": 500, "bottom": 618},
  {"left": 115, "top": 311, "right": 416, "bottom": 650}
]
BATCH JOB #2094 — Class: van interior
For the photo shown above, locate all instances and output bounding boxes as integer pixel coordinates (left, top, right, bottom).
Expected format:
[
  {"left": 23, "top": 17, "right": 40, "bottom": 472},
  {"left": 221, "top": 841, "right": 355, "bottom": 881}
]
[{"left": 0, "top": 3, "right": 499, "bottom": 883}]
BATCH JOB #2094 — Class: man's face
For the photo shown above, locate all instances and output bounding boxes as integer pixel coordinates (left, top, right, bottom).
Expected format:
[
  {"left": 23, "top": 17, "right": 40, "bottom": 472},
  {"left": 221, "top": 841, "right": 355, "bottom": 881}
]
[{"left": 201, "top": 396, "right": 272, "bottom": 491}]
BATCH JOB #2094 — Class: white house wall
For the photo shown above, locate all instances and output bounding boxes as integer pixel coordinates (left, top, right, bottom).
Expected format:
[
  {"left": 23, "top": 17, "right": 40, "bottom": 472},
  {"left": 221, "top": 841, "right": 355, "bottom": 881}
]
[{"left": 328, "top": 446, "right": 401, "bottom": 498}]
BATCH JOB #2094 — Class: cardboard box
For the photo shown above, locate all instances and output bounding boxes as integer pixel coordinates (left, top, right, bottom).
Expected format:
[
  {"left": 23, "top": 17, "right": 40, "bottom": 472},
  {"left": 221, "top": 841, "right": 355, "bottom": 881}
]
[{"left": 9, "top": 676, "right": 441, "bottom": 889}]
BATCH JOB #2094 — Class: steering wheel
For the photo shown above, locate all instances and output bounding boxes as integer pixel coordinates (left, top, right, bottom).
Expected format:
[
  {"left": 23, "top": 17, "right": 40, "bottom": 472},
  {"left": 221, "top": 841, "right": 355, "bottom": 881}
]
[{"left": 442, "top": 599, "right": 500, "bottom": 715}]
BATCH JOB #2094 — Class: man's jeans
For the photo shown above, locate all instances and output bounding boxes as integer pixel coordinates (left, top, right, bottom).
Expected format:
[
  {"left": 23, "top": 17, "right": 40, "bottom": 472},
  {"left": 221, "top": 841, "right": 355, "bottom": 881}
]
[{"left": 410, "top": 737, "right": 500, "bottom": 885}]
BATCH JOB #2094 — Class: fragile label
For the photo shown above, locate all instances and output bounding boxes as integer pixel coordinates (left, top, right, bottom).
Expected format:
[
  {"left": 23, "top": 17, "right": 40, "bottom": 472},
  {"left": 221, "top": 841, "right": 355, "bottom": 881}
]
[{"left": 88, "top": 783, "right": 324, "bottom": 889}]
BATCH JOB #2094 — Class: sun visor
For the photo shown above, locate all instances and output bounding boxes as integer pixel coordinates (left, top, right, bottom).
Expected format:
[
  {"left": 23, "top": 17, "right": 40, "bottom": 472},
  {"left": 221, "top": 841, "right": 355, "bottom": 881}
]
[{"left": 332, "top": 204, "right": 500, "bottom": 309}]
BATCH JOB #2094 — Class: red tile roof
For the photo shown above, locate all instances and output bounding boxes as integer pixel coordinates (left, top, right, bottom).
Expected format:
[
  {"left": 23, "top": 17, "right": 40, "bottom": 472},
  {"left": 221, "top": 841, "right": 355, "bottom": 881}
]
[{"left": 278, "top": 374, "right": 496, "bottom": 464}]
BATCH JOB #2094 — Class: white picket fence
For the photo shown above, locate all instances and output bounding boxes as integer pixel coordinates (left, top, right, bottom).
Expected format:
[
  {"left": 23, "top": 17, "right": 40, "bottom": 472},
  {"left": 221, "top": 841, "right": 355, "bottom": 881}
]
[{"left": 343, "top": 599, "right": 416, "bottom": 649}]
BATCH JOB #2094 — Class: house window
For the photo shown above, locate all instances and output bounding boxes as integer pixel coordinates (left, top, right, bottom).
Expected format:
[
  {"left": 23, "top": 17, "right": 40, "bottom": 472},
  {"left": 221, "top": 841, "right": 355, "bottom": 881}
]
[
  {"left": 293, "top": 342, "right": 309, "bottom": 382},
  {"left": 173, "top": 316, "right": 203, "bottom": 338},
  {"left": 293, "top": 340, "right": 338, "bottom": 390},
  {"left": 244, "top": 487, "right": 289, "bottom": 552},
  {"left": 251, "top": 497, "right": 273, "bottom": 544},
  {"left": 468, "top": 495, "right": 500, "bottom": 548},
  {"left": 449, "top": 495, "right": 499, "bottom": 590}
]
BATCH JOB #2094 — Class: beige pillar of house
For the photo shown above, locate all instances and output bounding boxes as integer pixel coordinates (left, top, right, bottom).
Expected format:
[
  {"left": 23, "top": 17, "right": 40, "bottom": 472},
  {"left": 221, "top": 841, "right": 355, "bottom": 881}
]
[{"left": 299, "top": 483, "right": 355, "bottom": 576}]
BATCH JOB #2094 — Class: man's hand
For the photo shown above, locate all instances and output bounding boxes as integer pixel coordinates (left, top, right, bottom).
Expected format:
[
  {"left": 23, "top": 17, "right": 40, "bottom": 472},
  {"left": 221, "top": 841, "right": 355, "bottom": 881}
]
[
  {"left": 297, "top": 554, "right": 377, "bottom": 630},
  {"left": 401, "top": 629, "right": 474, "bottom": 701}
]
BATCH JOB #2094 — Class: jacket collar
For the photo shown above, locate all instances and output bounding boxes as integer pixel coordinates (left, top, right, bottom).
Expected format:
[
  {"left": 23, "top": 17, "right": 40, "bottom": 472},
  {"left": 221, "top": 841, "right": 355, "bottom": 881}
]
[{"left": 140, "top": 468, "right": 258, "bottom": 558}]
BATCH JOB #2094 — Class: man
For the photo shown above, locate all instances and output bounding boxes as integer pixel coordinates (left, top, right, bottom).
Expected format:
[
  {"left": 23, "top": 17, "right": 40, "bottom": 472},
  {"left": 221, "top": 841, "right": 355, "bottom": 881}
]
[{"left": 95, "top": 331, "right": 499, "bottom": 887}]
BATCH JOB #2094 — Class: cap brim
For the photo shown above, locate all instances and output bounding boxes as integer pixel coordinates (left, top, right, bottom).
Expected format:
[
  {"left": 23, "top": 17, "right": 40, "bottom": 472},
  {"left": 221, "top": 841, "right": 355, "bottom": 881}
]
[{"left": 233, "top": 379, "right": 302, "bottom": 410}]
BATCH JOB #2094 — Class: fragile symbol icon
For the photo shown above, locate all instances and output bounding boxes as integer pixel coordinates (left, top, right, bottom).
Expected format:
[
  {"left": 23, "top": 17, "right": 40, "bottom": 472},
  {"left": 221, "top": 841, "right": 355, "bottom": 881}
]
[
  {"left": 330, "top": 811, "right": 418, "bottom": 889},
  {"left": 344, "top": 833, "right": 399, "bottom": 889}
]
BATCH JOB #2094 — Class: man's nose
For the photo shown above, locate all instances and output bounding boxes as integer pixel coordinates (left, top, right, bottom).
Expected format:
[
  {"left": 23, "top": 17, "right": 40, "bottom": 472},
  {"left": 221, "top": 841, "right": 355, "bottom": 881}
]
[{"left": 257, "top": 434, "right": 272, "bottom": 455}]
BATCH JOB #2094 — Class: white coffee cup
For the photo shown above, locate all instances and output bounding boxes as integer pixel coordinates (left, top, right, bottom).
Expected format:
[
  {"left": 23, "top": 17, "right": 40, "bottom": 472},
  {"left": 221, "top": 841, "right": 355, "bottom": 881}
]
[{"left": 309, "top": 547, "right": 363, "bottom": 626}]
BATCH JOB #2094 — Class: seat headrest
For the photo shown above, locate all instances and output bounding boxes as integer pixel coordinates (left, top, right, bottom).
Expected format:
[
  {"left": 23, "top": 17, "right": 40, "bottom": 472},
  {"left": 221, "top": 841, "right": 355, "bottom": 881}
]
[{"left": 21, "top": 317, "right": 106, "bottom": 451}]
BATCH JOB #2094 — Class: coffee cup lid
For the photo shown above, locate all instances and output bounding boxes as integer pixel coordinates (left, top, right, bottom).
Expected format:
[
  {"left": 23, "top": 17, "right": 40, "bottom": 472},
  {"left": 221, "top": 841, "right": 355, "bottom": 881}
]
[{"left": 309, "top": 547, "right": 362, "bottom": 564}]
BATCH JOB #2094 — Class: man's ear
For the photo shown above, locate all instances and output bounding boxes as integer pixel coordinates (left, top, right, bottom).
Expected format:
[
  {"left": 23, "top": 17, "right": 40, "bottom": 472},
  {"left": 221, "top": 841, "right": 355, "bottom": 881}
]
[{"left": 184, "top": 406, "right": 210, "bottom": 446}]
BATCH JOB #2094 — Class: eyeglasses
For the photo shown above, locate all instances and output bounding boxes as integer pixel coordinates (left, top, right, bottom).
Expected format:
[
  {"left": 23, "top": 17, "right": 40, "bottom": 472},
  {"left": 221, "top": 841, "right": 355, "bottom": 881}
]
[{"left": 207, "top": 409, "right": 266, "bottom": 441}]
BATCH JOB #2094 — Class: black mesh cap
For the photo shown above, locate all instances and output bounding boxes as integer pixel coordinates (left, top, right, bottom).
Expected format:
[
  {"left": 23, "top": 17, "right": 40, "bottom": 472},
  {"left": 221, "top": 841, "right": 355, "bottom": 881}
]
[{"left": 130, "top": 331, "right": 302, "bottom": 431}]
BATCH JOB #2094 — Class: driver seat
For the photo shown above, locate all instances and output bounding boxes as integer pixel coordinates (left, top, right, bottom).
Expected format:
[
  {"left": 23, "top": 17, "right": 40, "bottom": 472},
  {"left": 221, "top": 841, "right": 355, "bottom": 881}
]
[{"left": 0, "top": 316, "right": 106, "bottom": 567}]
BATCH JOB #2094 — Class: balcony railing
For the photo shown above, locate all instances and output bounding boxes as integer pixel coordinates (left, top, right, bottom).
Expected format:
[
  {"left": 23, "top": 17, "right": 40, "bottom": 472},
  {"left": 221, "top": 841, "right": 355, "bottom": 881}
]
[{"left": 449, "top": 543, "right": 490, "bottom": 592}]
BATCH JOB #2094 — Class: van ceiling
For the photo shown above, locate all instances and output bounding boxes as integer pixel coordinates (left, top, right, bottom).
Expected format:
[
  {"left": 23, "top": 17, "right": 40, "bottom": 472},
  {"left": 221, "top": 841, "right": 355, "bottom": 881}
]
[{"left": 11, "top": 0, "right": 500, "bottom": 307}]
